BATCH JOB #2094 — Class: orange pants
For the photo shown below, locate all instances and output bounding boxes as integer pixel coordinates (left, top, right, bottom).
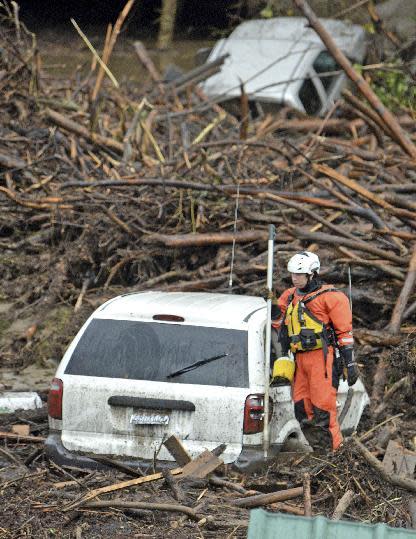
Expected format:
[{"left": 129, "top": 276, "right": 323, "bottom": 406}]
[{"left": 293, "top": 348, "right": 342, "bottom": 450}]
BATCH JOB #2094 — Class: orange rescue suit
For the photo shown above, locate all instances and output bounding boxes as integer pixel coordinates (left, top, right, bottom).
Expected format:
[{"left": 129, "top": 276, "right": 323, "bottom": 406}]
[{"left": 273, "top": 284, "right": 353, "bottom": 450}]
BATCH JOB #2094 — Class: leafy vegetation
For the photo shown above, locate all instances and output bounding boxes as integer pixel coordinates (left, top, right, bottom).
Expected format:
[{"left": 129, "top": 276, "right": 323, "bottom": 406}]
[
  {"left": 354, "top": 59, "right": 415, "bottom": 113},
  {"left": 367, "top": 64, "right": 416, "bottom": 112}
]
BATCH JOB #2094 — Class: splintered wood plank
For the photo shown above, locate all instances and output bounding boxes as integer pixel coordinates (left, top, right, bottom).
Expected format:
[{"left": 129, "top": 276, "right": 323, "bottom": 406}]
[
  {"left": 11, "top": 424, "right": 30, "bottom": 436},
  {"left": 163, "top": 435, "right": 192, "bottom": 466},
  {"left": 180, "top": 450, "right": 223, "bottom": 479}
]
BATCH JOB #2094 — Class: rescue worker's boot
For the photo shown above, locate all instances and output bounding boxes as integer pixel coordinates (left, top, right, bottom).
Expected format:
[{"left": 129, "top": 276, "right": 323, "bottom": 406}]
[{"left": 301, "top": 423, "right": 332, "bottom": 452}]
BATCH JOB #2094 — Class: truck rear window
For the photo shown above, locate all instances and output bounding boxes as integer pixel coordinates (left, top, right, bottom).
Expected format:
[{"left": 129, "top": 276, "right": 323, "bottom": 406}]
[{"left": 65, "top": 319, "right": 249, "bottom": 388}]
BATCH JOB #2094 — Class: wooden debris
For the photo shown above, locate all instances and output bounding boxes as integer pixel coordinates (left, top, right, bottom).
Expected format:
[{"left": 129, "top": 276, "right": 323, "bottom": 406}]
[
  {"left": 163, "top": 435, "right": 192, "bottom": 466},
  {"left": 373, "top": 376, "right": 411, "bottom": 419},
  {"left": 11, "top": 424, "right": 30, "bottom": 436},
  {"left": 84, "top": 499, "right": 201, "bottom": 521},
  {"left": 387, "top": 244, "right": 416, "bottom": 334},
  {"left": 63, "top": 467, "right": 183, "bottom": 511},
  {"left": 162, "top": 469, "right": 186, "bottom": 503},
  {"left": 231, "top": 486, "right": 303, "bottom": 508},
  {"left": 331, "top": 490, "right": 355, "bottom": 521},
  {"left": 352, "top": 437, "right": 416, "bottom": 493},
  {"left": 303, "top": 472, "right": 312, "bottom": 516},
  {"left": 90, "top": 455, "right": 145, "bottom": 477},
  {"left": 147, "top": 230, "right": 268, "bottom": 248},
  {"left": 409, "top": 499, "right": 416, "bottom": 530},
  {"left": 382, "top": 440, "right": 416, "bottom": 478},
  {"left": 180, "top": 450, "right": 223, "bottom": 479},
  {"left": 0, "top": 431, "right": 45, "bottom": 443}
]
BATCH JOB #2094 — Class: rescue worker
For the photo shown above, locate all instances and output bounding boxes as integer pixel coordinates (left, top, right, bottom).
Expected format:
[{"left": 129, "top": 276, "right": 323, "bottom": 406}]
[{"left": 271, "top": 251, "right": 359, "bottom": 450}]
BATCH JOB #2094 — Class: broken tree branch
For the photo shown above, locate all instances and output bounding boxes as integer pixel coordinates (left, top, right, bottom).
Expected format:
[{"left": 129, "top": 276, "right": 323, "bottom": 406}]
[
  {"left": 331, "top": 490, "right": 355, "bottom": 520},
  {"left": 231, "top": 486, "right": 303, "bottom": 508},
  {"left": 387, "top": 243, "right": 416, "bottom": 334},
  {"left": 84, "top": 499, "right": 201, "bottom": 521}
]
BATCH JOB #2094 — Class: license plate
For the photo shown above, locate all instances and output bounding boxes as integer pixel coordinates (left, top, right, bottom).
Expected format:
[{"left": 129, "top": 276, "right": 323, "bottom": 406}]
[{"left": 130, "top": 413, "right": 170, "bottom": 425}]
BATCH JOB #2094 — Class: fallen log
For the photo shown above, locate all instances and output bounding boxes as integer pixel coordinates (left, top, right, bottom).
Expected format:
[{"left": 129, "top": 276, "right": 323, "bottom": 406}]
[
  {"left": 335, "top": 257, "right": 405, "bottom": 281},
  {"left": 258, "top": 192, "right": 357, "bottom": 241},
  {"left": 90, "top": 455, "right": 144, "bottom": 477},
  {"left": 374, "top": 229, "right": 416, "bottom": 241},
  {"left": 387, "top": 243, "right": 416, "bottom": 334},
  {"left": 403, "top": 300, "right": 416, "bottom": 321},
  {"left": 313, "top": 136, "right": 383, "bottom": 161},
  {"left": 314, "top": 163, "right": 416, "bottom": 222},
  {"left": 371, "top": 184, "right": 416, "bottom": 194},
  {"left": 269, "top": 502, "right": 305, "bottom": 516},
  {"left": 84, "top": 499, "right": 201, "bottom": 521},
  {"left": 269, "top": 117, "right": 348, "bottom": 134},
  {"left": 231, "top": 486, "right": 303, "bottom": 508},
  {"left": 382, "top": 193, "right": 416, "bottom": 212},
  {"left": 290, "top": 228, "right": 406, "bottom": 266},
  {"left": 354, "top": 330, "right": 401, "bottom": 346},
  {"left": 147, "top": 230, "right": 268, "bottom": 247}
]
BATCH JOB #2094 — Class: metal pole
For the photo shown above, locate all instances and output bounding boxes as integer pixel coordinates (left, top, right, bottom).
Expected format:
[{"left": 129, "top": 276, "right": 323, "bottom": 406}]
[
  {"left": 228, "top": 183, "right": 240, "bottom": 291},
  {"left": 348, "top": 265, "right": 352, "bottom": 311},
  {"left": 263, "top": 224, "right": 275, "bottom": 458}
]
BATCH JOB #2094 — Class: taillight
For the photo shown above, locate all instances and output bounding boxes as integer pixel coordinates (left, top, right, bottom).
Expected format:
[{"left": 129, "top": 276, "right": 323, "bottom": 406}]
[
  {"left": 48, "top": 378, "right": 63, "bottom": 419},
  {"left": 243, "top": 394, "right": 273, "bottom": 435}
]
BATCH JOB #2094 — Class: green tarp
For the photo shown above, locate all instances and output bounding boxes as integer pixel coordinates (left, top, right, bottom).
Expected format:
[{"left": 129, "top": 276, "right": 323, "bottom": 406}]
[{"left": 248, "top": 510, "right": 416, "bottom": 539}]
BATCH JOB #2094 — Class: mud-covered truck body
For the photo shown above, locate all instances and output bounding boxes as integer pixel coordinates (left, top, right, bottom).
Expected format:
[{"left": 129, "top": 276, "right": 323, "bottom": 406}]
[{"left": 46, "top": 292, "right": 369, "bottom": 470}]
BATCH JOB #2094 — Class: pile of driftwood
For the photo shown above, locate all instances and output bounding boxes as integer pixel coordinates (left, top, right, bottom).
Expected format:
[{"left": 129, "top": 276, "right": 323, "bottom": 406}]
[{"left": 1, "top": 406, "right": 416, "bottom": 537}]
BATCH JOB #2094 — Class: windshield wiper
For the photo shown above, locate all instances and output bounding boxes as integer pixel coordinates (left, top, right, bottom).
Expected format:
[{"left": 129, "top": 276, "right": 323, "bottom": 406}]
[{"left": 166, "top": 353, "right": 229, "bottom": 379}]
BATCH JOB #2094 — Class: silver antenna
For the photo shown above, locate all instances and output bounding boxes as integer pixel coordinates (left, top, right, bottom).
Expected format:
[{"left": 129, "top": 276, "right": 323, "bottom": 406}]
[
  {"left": 228, "top": 183, "right": 240, "bottom": 290},
  {"left": 348, "top": 265, "right": 352, "bottom": 311}
]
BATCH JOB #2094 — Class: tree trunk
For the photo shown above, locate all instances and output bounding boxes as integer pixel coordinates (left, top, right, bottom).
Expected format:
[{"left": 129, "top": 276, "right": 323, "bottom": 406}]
[{"left": 157, "top": 0, "right": 178, "bottom": 50}]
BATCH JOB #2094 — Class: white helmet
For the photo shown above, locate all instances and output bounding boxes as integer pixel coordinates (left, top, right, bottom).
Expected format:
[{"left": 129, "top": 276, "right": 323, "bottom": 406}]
[{"left": 287, "top": 251, "right": 320, "bottom": 275}]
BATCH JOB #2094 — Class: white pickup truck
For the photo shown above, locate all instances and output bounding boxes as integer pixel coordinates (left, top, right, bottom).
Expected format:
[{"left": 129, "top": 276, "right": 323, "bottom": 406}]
[
  {"left": 200, "top": 17, "right": 367, "bottom": 116},
  {"left": 46, "top": 292, "right": 369, "bottom": 470}
]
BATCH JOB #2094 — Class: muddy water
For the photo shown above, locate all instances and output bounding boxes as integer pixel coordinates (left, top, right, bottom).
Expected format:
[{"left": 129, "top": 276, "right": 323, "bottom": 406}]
[{"left": 36, "top": 26, "right": 215, "bottom": 82}]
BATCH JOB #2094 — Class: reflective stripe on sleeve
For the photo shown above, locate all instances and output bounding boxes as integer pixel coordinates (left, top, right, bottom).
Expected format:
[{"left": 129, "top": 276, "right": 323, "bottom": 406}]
[{"left": 339, "top": 336, "right": 354, "bottom": 344}]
